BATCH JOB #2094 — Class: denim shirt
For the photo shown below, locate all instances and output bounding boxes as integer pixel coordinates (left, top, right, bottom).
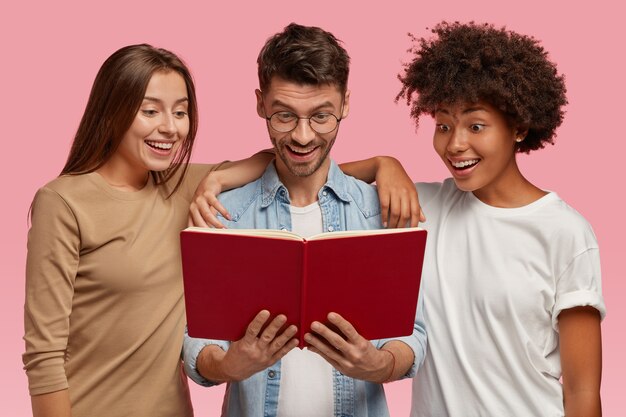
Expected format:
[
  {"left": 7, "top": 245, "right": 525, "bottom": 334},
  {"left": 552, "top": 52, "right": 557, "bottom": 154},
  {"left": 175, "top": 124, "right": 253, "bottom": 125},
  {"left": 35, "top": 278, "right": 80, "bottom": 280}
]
[{"left": 183, "top": 160, "right": 427, "bottom": 417}]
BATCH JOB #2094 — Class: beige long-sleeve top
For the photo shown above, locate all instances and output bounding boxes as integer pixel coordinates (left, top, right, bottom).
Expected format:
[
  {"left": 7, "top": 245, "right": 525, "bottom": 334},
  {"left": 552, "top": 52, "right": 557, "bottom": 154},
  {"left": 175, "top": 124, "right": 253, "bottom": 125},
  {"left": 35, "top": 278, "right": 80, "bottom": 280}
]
[{"left": 23, "top": 165, "right": 212, "bottom": 417}]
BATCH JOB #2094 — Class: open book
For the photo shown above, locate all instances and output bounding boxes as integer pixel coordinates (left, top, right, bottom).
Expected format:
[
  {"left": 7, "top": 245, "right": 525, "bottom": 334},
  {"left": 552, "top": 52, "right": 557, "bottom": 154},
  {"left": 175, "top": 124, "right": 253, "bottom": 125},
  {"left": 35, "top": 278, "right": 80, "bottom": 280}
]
[{"left": 181, "top": 226, "right": 427, "bottom": 348}]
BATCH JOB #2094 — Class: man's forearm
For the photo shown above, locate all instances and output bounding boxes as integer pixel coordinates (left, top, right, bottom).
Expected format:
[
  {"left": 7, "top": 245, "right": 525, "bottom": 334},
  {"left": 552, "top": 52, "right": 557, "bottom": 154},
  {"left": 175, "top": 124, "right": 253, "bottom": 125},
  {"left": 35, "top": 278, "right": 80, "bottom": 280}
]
[
  {"left": 380, "top": 340, "right": 415, "bottom": 382},
  {"left": 196, "top": 345, "right": 230, "bottom": 382}
]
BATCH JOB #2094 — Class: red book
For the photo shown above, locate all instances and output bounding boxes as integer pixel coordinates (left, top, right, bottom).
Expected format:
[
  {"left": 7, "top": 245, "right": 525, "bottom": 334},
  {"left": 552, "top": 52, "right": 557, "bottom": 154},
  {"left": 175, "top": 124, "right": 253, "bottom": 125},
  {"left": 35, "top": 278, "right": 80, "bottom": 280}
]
[{"left": 181, "top": 227, "right": 426, "bottom": 348}]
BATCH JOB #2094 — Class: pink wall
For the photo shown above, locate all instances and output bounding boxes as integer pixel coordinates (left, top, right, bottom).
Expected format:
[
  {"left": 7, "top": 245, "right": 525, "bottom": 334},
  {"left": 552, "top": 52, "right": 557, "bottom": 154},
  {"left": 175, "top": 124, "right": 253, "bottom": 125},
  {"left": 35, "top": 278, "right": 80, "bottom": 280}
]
[{"left": 2, "top": 1, "right": 623, "bottom": 415}]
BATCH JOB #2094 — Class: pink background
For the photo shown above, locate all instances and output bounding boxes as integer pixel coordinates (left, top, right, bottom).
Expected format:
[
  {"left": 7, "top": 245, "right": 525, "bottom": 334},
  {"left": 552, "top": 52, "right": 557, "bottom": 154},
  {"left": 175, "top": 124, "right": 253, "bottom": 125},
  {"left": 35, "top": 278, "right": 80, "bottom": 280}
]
[{"left": 2, "top": 1, "right": 623, "bottom": 415}]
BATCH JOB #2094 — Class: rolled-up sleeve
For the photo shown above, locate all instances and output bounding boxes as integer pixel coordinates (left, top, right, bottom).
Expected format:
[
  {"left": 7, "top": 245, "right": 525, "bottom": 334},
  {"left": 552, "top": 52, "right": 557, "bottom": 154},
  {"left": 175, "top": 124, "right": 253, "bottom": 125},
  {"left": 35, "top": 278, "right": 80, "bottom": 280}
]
[{"left": 182, "top": 328, "right": 231, "bottom": 387}]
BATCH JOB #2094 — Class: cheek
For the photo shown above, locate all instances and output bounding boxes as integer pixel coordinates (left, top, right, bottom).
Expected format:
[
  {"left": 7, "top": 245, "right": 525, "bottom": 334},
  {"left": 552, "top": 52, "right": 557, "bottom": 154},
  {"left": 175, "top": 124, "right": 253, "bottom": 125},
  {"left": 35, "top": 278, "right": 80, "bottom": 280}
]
[{"left": 432, "top": 135, "right": 446, "bottom": 157}]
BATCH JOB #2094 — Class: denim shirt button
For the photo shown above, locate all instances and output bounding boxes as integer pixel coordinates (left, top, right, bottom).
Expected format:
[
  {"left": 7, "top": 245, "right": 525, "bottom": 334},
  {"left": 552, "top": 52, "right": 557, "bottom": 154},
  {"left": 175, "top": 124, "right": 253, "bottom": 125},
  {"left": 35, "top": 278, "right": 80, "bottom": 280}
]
[
  {"left": 327, "top": 226, "right": 334, "bottom": 232},
  {"left": 268, "top": 370, "right": 276, "bottom": 379},
  {"left": 322, "top": 191, "right": 328, "bottom": 196}
]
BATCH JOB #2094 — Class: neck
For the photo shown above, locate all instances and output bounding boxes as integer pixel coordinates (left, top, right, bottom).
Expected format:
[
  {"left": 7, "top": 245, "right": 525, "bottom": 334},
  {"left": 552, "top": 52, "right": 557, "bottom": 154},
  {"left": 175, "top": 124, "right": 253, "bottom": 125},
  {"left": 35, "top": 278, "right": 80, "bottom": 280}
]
[
  {"left": 275, "top": 158, "right": 331, "bottom": 207},
  {"left": 472, "top": 159, "right": 545, "bottom": 207},
  {"left": 96, "top": 159, "right": 150, "bottom": 192}
]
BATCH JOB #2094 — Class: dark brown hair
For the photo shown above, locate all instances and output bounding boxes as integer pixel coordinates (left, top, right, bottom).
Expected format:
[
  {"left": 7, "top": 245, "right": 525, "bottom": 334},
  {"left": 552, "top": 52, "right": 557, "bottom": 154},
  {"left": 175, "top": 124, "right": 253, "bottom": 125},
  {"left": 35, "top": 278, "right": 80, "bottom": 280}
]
[
  {"left": 61, "top": 44, "right": 198, "bottom": 194},
  {"left": 396, "top": 21, "right": 567, "bottom": 153},
  {"left": 257, "top": 23, "right": 350, "bottom": 93}
]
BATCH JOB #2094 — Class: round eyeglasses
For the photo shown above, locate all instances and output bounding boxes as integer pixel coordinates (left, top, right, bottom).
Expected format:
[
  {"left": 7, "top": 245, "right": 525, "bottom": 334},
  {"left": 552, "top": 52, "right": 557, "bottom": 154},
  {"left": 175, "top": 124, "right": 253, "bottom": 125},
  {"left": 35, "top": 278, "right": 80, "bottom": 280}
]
[{"left": 266, "top": 111, "right": 342, "bottom": 134}]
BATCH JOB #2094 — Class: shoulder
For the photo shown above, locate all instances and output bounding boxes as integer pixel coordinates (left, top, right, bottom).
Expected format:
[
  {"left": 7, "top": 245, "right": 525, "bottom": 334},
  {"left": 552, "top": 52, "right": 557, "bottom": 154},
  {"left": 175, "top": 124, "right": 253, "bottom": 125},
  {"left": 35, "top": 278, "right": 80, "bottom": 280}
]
[
  {"left": 338, "top": 174, "right": 381, "bottom": 217},
  {"left": 537, "top": 194, "right": 599, "bottom": 251},
  {"left": 416, "top": 178, "right": 462, "bottom": 207},
  {"left": 33, "top": 174, "right": 99, "bottom": 208},
  {"left": 217, "top": 178, "right": 264, "bottom": 222}
]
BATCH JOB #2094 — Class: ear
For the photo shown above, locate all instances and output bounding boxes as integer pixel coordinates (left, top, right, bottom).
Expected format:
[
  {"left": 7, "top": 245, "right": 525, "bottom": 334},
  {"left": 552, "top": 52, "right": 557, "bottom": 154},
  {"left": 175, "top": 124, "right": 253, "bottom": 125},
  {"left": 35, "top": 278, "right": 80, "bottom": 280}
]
[
  {"left": 515, "top": 126, "right": 529, "bottom": 142},
  {"left": 255, "top": 89, "right": 265, "bottom": 119},
  {"left": 341, "top": 90, "right": 351, "bottom": 119}
]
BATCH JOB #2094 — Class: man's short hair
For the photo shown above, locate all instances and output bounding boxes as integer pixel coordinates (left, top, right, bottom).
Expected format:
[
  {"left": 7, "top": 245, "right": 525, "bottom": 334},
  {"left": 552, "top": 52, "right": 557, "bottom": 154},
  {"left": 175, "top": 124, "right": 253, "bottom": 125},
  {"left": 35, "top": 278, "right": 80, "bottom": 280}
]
[{"left": 257, "top": 23, "right": 350, "bottom": 93}]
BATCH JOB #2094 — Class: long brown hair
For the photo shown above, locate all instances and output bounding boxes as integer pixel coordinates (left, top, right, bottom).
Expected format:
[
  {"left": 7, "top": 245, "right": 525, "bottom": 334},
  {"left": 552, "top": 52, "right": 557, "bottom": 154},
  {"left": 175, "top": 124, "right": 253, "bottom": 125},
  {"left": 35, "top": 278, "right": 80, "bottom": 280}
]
[{"left": 61, "top": 44, "right": 198, "bottom": 195}]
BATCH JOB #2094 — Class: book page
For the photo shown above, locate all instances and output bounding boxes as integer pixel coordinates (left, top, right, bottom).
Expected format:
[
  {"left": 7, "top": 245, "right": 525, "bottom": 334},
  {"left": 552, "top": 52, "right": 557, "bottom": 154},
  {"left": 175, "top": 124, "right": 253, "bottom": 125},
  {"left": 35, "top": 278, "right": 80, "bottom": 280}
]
[
  {"left": 184, "top": 226, "right": 304, "bottom": 241},
  {"left": 307, "top": 226, "right": 423, "bottom": 241}
]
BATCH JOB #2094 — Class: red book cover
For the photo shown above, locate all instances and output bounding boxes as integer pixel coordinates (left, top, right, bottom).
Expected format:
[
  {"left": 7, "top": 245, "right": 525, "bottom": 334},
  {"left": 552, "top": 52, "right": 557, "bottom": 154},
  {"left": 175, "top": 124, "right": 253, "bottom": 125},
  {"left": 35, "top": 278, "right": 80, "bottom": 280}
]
[{"left": 181, "top": 227, "right": 426, "bottom": 348}]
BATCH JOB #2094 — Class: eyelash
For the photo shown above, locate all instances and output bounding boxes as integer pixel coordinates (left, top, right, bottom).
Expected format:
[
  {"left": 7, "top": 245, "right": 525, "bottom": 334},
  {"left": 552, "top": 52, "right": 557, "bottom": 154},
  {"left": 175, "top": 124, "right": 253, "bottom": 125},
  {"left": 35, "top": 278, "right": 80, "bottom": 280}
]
[{"left": 141, "top": 110, "right": 188, "bottom": 118}]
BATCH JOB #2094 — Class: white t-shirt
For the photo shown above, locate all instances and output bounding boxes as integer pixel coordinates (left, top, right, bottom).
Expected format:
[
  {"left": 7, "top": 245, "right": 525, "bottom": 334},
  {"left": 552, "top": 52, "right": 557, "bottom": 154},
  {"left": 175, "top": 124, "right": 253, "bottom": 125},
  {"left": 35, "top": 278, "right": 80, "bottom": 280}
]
[
  {"left": 277, "top": 202, "right": 334, "bottom": 417},
  {"left": 411, "top": 179, "right": 606, "bottom": 417}
]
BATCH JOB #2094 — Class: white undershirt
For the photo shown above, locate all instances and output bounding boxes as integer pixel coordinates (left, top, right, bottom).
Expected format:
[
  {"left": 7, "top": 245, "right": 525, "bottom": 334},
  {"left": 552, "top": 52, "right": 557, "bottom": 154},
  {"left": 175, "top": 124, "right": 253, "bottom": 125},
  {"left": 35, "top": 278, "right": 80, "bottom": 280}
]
[{"left": 276, "top": 202, "right": 334, "bottom": 417}]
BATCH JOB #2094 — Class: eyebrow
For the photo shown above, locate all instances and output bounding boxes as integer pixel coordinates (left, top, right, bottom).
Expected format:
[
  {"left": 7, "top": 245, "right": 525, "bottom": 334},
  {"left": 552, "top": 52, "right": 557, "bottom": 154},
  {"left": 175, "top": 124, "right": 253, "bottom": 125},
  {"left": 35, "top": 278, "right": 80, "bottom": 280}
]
[
  {"left": 143, "top": 96, "right": 189, "bottom": 104},
  {"left": 435, "top": 106, "right": 488, "bottom": 115},
  {"left": 271, "top": 99, "right": 336, "bottom": 113}
]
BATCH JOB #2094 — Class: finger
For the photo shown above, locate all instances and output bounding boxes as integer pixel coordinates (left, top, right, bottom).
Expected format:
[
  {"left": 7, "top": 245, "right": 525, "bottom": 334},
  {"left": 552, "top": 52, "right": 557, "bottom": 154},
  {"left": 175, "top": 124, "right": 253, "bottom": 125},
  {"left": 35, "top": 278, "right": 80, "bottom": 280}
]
[
  {"left": 257, "top": 314, "right": 288, "bottom": 347},
  {"left": 207, "top": 196, "right": 231, "bottom": 221},
  {"left": 410, "top": 188, "right": 424, "bottom": 226},
  {"left": 409, "top": 201, "right": 421, "bottom": 227},
  {"left": 327, "top": 312, "right": 360, "bottom": 342},
  {"left": 399, "top": 191, "right": 411, "bottom": 229},
  {"left": 271, "top": 338, "right": 299, "bottom": 361},
  {"left": 243, "top": 310, "right": 271, "bottom": 343},
  {"left": 269, "top": 324, "right": 298, "bottom": 352},
  {"left": 379, "top": 192, "right": 391, "bottom": 228},
  {"left": 187, "top": 215, "right": 193, "bottom": 228},
  {"left": 189, "top": 204, "right": 209, "bottom": 228},
  {"left": 387, "top": 192, "right": 402, "bottom": 229},
  {"left": 310, "top": 321, "right": 351, "bottom": 353},
  {"left": 304, "top": 332, "right": 343, "bottom": 364},
  {"left": 307, "top": 344, "right": 342, "bottom": 369},
  {"left": 204, "top": 207, "right": 227, "bottom": 229}
]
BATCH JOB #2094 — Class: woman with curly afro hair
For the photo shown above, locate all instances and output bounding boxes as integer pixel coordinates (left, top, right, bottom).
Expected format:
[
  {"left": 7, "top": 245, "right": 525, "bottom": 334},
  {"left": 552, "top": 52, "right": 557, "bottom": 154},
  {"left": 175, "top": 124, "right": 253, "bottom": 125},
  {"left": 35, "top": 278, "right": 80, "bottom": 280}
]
[{"left": 394, "top": 22, "right": 605, "bottom": 416}]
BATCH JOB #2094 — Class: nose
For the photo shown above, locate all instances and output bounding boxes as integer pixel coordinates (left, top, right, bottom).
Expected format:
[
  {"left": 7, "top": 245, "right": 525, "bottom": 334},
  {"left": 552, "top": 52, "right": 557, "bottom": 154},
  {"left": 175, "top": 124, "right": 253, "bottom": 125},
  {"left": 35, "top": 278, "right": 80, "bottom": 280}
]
[
  {"left": 291, "top": 118, "right": 316, "bottom": 145},
  {"left": 446, "top": 128, "right": 468, "bottom": 154},
  {"left": 158, "top": 113, "right": 177, "bottom": 136}
]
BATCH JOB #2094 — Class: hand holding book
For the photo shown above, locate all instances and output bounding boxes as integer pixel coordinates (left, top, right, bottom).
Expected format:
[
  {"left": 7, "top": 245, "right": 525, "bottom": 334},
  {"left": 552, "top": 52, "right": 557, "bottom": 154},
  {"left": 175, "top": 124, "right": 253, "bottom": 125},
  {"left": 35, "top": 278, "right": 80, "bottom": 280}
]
[
  {"left": 305, "top": 312, "right": 397, "bottom": 383},
  {"left": 197, "top": 310, "right": 299, "bottom": 382}
]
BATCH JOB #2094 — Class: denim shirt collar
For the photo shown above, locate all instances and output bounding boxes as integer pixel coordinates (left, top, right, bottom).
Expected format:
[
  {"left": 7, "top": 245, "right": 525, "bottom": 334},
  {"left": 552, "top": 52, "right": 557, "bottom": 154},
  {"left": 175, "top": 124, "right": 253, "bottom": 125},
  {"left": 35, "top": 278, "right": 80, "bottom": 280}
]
[{"left": 260, "top": 159, "right": 352, "bottom": 208}]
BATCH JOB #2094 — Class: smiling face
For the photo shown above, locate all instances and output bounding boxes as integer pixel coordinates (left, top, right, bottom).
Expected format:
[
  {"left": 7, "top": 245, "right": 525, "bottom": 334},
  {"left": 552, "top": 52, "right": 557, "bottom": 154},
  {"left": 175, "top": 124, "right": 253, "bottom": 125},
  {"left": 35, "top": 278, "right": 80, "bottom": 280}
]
[
  {"left": 433, "top": 101, "right": 526, "bottom": 201},
  {"left": 102, "top": 70, "right": 189, "bottom": 189},
  {"left": 257, "top": 77, "right": 349, "bottom": 179}
]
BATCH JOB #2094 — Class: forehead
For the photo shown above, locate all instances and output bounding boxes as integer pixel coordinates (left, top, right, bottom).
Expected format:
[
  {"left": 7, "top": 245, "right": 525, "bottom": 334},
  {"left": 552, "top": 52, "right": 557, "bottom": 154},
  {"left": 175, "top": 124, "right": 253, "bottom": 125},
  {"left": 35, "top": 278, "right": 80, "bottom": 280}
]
[
  {"left": 435, "top": 101, "right": 498, "bottom": 117},
  {"left": 144, "top": 70, "right": 188, "bottom": 99},
  {"left": 263, "top": 77, "right": 343, "bottom": 111}
]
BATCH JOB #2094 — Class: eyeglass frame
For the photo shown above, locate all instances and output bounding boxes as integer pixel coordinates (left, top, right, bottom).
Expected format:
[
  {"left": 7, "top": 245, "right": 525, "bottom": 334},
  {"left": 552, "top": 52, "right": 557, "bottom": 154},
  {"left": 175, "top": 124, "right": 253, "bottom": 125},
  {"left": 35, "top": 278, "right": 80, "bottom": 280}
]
[{"left": 263, "top": 103, "right": 345, "bottom": 134}]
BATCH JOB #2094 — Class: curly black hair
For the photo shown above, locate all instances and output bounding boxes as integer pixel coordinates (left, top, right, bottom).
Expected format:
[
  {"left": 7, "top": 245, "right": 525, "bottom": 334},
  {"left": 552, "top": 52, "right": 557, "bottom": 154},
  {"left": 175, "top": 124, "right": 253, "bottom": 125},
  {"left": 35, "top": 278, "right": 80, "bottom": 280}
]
[{"left": 396, "top": 21, "right": 567, "bottom": 153}]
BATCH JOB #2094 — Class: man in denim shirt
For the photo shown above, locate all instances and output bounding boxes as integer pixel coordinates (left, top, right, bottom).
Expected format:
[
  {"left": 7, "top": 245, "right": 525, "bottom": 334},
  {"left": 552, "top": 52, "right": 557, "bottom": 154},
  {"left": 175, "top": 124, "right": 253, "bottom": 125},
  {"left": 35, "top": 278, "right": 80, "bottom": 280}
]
[{"left": 183, "top": 23, "right": 427, "bottom": 417}]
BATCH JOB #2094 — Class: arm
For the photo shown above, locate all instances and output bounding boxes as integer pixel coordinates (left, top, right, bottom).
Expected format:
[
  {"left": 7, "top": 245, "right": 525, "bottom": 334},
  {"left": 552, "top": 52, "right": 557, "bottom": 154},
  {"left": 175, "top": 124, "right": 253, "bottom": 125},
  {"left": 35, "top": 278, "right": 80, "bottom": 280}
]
[
  {"left": 31, "top": 390, "right": 72, "bottom": 417},
  {"left": 24, "top": 188, "right": 79, "bottom": 416},
  {"left": 559, "top": 306, "right": 602, "bottom": 417},
  {"left": 189, "top": 150, "right": 274, "bottom": 227},
  {"left": 339, "top": 156, "right": 424, "bottom": 228},
  {"left": 305, "top": 312, "right": 419, "bottom": 383},
  {"left": 184, "top": 310, "right": 298, "bottom": 384}
]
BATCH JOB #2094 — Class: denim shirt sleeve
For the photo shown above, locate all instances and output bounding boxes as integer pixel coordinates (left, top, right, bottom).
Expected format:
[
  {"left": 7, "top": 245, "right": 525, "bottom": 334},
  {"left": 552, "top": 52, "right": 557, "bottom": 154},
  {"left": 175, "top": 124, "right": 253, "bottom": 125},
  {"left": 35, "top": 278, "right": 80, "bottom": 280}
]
[
  {"left": 182, "top": 326, "right": 231, "bottom": 387},
  {"left": 371, "top": 292, "right": 427, "bottom": 379}
]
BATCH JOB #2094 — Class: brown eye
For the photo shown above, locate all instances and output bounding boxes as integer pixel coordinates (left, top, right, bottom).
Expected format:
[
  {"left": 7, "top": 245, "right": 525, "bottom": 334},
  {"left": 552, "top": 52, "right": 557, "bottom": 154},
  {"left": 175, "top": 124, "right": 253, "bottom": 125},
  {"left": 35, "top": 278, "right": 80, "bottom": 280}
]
[{"left": 470, "top": 124, "right": 485, "bottom": 132}]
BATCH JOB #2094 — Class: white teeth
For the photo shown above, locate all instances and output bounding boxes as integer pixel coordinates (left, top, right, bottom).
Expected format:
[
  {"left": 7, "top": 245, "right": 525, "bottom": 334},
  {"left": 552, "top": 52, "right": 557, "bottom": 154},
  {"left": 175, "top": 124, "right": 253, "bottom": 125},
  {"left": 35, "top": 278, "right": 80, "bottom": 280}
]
[
  {"left": 288, "top": 146, "right": 314, "bottom": 154},
  {"left": 146, "top": 141, "right": 173, "bottom": 150},
  {"left": 451, "top": 159, "right": 479, "bottom": 168}
]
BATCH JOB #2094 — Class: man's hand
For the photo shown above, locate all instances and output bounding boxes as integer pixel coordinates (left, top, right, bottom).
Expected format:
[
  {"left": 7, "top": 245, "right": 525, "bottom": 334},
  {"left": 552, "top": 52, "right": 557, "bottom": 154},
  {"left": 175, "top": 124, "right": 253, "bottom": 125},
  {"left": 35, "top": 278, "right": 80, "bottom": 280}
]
[
  {"left": 211, "top": 310, "right": 299, "bottom": 382},
  {"left": 375, "top": 157, "right": 425, "bottom": 228},
  {"left": 304, "top": 312, "right": 394, "bottom": 383},
  {"left": 188, "top": 171, "right": 231, "bottom": 228}
]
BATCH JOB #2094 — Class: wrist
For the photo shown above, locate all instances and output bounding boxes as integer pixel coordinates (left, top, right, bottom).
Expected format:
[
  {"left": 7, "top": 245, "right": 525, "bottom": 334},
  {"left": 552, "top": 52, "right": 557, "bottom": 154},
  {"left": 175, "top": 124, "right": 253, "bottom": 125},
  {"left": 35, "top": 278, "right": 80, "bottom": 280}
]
[
  {"left": 197, "top": 345, "right": 230, "bottom": 382},
  {"left": 379, "top": 348, "right": 396, "bottom": 383}
]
